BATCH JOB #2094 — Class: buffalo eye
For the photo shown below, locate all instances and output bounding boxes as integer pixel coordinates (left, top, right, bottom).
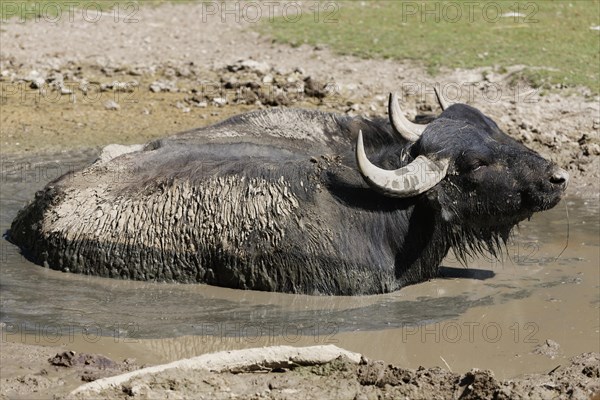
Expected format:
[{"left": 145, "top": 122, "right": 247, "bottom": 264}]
[
  {"left": 458, "top": 157, "right": 489, "bottom": 173},
  {"left": 469, "top": 159, "right": 488, "bottom": 172}
]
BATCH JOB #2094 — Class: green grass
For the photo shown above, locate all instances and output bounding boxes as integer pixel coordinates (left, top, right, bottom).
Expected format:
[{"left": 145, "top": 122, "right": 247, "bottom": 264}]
[{"left": 260, "top": 0, "right": 600, "bottom": 94}]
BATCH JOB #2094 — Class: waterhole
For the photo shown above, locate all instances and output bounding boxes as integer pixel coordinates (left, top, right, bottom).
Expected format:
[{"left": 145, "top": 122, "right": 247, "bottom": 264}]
[{"left": 1, "top": 149, "right": 598, "bottom": 379}]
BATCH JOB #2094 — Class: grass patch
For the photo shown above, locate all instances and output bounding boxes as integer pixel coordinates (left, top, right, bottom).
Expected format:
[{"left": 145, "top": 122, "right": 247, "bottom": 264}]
[{"left": 260, "top": 0, "right": 600, "bottom": 94}]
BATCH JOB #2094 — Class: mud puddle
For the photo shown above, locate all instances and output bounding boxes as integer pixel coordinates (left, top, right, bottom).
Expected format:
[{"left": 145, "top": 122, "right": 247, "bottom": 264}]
[{"left": 1, "top": 150, "right": 598, "bottom": 381}]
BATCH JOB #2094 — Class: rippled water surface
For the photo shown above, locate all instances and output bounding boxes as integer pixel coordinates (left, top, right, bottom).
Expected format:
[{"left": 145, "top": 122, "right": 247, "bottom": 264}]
[{"left": 1, "top": 150, "right": 598, "bottom": 378}]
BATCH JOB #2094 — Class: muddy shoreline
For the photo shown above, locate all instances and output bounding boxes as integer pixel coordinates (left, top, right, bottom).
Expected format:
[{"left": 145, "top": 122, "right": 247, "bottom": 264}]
[
  {"left": 2, "top": 339, "right": 599, "bottom": 400},
  {"left": 1, "top": 2, "right": 599, "bottom": 399}
]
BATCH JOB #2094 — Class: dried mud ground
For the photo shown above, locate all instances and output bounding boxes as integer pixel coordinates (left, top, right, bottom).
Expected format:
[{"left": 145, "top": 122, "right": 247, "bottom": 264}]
[{"left": 0, "top": 2, "right": 599, "bottom": 399}]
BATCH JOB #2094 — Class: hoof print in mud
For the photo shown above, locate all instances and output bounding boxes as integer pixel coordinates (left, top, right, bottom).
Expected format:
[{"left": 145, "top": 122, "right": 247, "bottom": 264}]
[{"left": 9, "top": 90, "right": 568, "bottom": 295}]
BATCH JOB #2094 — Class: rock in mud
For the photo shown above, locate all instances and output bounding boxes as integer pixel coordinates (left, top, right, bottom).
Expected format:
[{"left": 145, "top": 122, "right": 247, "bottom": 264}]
[
  {"left": 228, "top": 59, "right": 271, "bottom": 75},
  {"left": 149, "top": 80, "right": 178, "bottom": 93},
  {"left": 49, "top": 351, "right": 118, "bottom": 370},
  {"left": 458, "top": 369, "right": 502, "bottom": 400},
  {"left": 104, "top": 100, "right": 120, "bottom": 111},
  {"left": 304, "top": 76, "right": 329, "bottom": 99},
  {"left": 534, "top": 339, "right": 561, "bottom": 358},
  {"left": 29, "top": 77, "right": 46, "bottom": 89}
]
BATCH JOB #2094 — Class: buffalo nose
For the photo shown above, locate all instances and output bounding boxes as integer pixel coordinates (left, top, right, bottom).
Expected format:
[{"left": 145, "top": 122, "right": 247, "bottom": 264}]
[{"left": 550, "top": 168, "right": 569, "bottom": 187}]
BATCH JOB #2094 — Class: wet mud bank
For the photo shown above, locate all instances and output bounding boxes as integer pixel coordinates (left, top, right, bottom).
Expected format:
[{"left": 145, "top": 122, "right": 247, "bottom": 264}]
[
  {"left": 2, "top": 341, "right": 599, "bottom": 400},
  {"left": 71, "top": 348, "right": 600, "bottom": 400}
]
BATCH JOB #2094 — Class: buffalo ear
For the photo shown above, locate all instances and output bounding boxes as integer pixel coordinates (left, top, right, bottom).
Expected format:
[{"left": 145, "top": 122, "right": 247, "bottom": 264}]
[
  {"left": 424, "top": 187, "right": 442, "bottom": 208},
  {"left": 425, "top": 187, "right": 455, "bottom": 223}
]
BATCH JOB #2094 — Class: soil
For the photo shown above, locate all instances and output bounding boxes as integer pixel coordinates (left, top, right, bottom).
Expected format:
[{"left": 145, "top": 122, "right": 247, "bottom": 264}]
[
  {"left": 78, "top": 352, "right": 600, "bottom": 400},
  {"left": 0, "top": 340, "right": 141, "bottom": 400},
  {"left": 1, "top": 341, "right": 599, "bottom": 400},
  {"left": 0, "top": 2, "right": 599, "bottom": 399}
]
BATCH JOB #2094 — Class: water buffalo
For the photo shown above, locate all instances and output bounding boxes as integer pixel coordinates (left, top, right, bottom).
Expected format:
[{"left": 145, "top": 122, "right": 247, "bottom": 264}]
[{"left": 9, "top": 90, "right": 569, "bottom": 295}]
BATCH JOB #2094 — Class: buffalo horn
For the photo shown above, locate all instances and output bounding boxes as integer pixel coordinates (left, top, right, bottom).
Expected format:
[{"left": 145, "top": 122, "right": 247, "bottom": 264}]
[
  {"left": 356, "top": 130, "right": 449, "bottom": 198},
  {"left": 388, "top": 92, "right": 425, "bottom": 142},
  {"left": 434, "top": 87, "right": 451, "bottom": 110}
]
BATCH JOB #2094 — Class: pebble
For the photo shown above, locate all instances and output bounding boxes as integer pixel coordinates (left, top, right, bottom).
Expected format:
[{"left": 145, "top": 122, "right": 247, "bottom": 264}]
[
  {"left": 533, "top": 339, "right": 561, "bottom": 358},
  {"left": 521, "top": 131, "right": 533, "bottom": 143},
  {"left": 583, "top": 143, "right": 600, "bottom": 156},
  {"left": 24, "top": 70, "right": 43, "bottom": 82},
  {"left": 30, "top": 78, "right": 45, "bottom": 89},
  {"left": 175, "top": 102, "right": 191, "bottom": 113},
  {"left": 241, "top": 59, "right": 270, "bottom": 74},
  {"left": 149, "top": 80, "right": 178, "bottom": 93},
  {"left": 228, "top": 59, "right": 271, "bottom": 75},
  {"left": 274, "top": 66, "right": 291, "bottom": 75},
  {"left": 212, "top": 97, "right": 227, "bottom": 106},
  {"left": 104, "top": 100, "right": 120, "bottom": 110},
  {"left": 113, "top": 81, "right": 136, "bottom": 92}
]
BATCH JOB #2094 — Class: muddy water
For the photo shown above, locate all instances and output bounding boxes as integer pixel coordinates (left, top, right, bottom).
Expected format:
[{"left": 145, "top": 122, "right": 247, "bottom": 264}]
[{"left": 1, "top": 150, "right": 598, "bottom": 379}]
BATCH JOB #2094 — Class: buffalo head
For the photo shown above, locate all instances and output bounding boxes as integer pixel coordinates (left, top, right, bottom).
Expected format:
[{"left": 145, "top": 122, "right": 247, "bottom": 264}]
[{"left": 357, "top": 91, "right": 568, "bottom": 260}]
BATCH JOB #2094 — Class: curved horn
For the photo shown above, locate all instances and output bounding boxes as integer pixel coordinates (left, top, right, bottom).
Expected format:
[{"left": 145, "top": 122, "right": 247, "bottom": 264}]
[
  {"left": 434, "top": 87, "right": 451, "bottom": 110},
  {"left": 388, "top": 93, "right": 425, "bottom": 142},
  {"left": 356, "top": 130, "right": 449, "bottom": 198}
]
